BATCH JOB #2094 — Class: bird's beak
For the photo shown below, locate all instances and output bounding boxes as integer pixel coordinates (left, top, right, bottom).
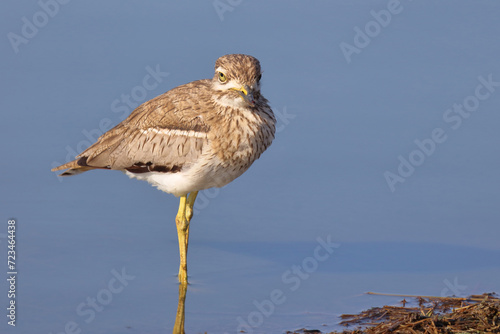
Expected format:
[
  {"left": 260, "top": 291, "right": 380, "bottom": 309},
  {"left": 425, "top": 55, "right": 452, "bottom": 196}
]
[{"left": 231, "top": 85, "right": 256, "bottom": 107}]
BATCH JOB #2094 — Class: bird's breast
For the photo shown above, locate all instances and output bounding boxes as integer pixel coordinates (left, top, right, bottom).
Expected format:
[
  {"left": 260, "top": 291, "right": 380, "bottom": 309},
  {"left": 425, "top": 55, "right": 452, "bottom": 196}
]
[{"left": 209, "top": 105, "right": 275, "bottom": 168}]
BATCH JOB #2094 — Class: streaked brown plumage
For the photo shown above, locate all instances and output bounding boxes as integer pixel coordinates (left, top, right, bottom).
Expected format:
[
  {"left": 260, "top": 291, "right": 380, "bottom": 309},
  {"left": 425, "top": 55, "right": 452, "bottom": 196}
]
[{"left": 52, "top": 54, "right": 276, "bottom": 283}]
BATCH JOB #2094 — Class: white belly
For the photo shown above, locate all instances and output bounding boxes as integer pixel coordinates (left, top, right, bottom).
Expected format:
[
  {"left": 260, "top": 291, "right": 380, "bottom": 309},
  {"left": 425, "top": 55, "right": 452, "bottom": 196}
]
[{"left": 124, "top": 157, "right": 249, "bottom": 197}]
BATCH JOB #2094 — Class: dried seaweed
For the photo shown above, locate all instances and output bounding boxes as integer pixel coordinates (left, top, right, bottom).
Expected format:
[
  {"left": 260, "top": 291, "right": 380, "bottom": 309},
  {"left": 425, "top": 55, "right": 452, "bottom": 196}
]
[{"left": 288, "top": 293, "right": 499, "bottom": 334}]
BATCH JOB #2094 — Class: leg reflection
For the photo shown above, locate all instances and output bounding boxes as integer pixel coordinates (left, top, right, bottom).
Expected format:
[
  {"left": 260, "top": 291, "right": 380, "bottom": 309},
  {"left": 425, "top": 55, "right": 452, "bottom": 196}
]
[{"left": 173, "top": 282, "right": 188, "bottom": 334}]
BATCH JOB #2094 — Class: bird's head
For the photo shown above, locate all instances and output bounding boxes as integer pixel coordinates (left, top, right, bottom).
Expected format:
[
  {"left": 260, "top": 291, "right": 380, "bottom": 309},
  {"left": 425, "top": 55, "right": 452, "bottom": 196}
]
[{"left": 212, "top": 54, "right": 263, "bottom": 108}]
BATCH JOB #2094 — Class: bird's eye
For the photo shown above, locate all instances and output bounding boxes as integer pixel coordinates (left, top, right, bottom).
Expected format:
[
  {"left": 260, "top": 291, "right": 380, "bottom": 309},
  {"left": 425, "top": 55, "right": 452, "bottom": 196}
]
[{"left": 218, "top": 72, "right": 227, "bottom": 83}]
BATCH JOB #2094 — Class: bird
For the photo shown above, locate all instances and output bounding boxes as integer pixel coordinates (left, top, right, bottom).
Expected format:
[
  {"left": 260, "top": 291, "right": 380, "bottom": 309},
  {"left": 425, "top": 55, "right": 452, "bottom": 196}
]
[{"left": 52, "top": 54, "right": 276, "bottom": 283}]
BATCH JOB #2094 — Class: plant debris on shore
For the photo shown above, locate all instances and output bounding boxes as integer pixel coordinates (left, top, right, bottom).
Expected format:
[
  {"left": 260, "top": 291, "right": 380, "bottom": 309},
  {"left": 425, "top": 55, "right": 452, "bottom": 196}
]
[{"left": 287, "top": 293, "right": 499, "bottom": 334}]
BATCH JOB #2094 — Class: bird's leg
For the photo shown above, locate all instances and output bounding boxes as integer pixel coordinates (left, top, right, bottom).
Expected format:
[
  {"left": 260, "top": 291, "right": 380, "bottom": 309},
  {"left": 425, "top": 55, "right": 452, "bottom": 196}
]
[
  {"left": 175, "top": 192, "right": 199, "bottom": 283},
  {"left": 185, "top": 191, "right": 198, "bottom": 225},
  {"left": 175, "top": 195, "right": 189, "bottom": 283}
]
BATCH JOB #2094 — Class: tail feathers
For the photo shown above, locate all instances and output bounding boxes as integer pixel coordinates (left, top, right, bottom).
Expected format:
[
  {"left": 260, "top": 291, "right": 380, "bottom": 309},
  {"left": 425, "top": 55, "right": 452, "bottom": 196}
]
[
  {"left": 51, "top": 157, "right": 108, "bottom": 176},
  {"left": 57, "top": 166, "right": 95, "bottom": 176}
]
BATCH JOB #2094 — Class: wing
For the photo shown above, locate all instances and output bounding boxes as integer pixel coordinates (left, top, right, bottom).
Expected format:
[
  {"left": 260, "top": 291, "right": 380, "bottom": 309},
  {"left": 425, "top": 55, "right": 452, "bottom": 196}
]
[{"left": 53, "top": 80, "right": 212, "bottom": 176}]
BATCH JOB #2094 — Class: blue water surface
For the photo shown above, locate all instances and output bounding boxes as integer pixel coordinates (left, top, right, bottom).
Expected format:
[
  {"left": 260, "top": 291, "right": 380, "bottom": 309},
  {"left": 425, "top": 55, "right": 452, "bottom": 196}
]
[{"left": 1, "top": 1, "right": 500, "bottom": 333}]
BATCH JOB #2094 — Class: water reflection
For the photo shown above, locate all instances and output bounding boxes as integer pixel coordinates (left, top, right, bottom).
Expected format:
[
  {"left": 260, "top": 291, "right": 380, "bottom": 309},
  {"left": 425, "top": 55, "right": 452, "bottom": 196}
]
[{"left": 173, "top": 282, "right": 188, "bottom": 334}]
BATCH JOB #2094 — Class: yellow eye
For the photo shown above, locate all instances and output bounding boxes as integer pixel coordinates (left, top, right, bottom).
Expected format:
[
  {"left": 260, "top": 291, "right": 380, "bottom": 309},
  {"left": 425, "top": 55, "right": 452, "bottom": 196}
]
[{"left": 218, "top": 72, "right": 227, "bottom": 83}]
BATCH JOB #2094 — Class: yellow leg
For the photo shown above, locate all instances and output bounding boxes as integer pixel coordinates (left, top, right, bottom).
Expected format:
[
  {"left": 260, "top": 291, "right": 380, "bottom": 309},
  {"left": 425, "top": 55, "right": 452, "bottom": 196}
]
[
  {"left": 186, "top": 191, "right": 198, "bottom": 224},
  {"left": 176, "top": 195, "right": 188, "bottom": 283},
  {"left": 173, "top": 281, "right": 188, "bottom": 334},
  {"left": 175, "top": 191, "right": 198, "bottom": 283},
  {"left": 183, "top": 191, "right": 198, "bottom": 251}
]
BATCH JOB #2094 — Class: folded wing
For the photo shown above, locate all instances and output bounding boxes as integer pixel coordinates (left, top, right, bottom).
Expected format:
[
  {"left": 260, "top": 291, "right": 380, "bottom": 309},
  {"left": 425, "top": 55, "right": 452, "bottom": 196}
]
[{"left": 52, "top": 82, "right": 211, "bottom": 176}]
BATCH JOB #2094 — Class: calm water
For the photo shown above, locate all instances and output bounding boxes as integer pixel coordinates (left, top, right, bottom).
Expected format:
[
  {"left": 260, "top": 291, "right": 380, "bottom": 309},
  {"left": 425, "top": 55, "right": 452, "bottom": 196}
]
[{"left": 2, "top": 1, "right": 500, "bottom": 333}]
